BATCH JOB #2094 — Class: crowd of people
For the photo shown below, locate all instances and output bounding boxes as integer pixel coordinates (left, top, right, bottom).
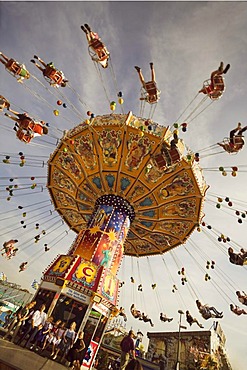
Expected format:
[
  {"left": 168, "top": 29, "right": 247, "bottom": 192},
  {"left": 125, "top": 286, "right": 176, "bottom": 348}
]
[{"left": 2, "top": 301, "right": 85, "bottom": 369}]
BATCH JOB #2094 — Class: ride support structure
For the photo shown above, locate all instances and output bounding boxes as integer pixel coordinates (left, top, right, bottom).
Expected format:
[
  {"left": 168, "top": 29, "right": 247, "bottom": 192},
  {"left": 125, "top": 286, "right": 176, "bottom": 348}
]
[{"left": 32, "top": 111, "right": 208, "bottom": 369}]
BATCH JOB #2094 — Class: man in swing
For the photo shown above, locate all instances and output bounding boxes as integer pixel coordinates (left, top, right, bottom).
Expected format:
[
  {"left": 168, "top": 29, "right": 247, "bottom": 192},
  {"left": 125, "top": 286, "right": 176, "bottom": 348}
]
[
  {"left": 230, "top": 304, "right": 247, "bottom": 316},
  {"left": 160, "top": 312, "right": 173, "bottom": 322},
  {"left": 218, "top": 122, "right": 247, "bottom": 153},
  {"left": 199, "top": 61, "right": 230, "bottom": 99},
  {"left": 228, "top": 246, "right": 247, "bottom": 265},
  {"left": 30, "top": 55, "right": 68, "bottom": 87},
  {"left": 236, "top": 291, "right": 247, "bottom": 305},
  {"left": 135, "top": 62, "right": 160, "bottom": 104},
  {"left": 5, "top": 108, "right": 48, "bottom": 143}
]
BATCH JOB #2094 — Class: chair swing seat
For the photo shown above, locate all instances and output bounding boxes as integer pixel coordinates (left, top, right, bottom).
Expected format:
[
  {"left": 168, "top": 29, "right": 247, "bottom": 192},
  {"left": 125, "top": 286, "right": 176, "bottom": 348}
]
[
  {"left": 141, "top": 82, "right": 160, "bottom": 104},
  {"left": 6, "top": 59, "right": 21, "bottom": 75},
  {"left": 169, "top": 147, "right": 181, "bottom": 162},
  {"left": 222, "top": 136, "right": 244, "bottom": 154},
  {"left": 44, "top": 66, "right": 63, "bottom": 84},
  {"left": 202, "top": 79, "right": 225, "bottom": 100},
  {"left": 213, "top": 75, "right": 224, "bottom": 89},
  {"left": 88, "top": 43, "right": 109, "bottom": 64},
  {"left": 145, "top": 81, "right": 158, "bottom": 95},
  {"left": 16, "top": 130, "right": 32, "bottom": 143},
  {"left": 153, "top": 153, "right": 168, "bottom": 170},
  {"left": 89, "top": 38, "right": 104, "bottom": 50},
  {"left": 18, "top": 118, "right": 33, "bottom": 130}
]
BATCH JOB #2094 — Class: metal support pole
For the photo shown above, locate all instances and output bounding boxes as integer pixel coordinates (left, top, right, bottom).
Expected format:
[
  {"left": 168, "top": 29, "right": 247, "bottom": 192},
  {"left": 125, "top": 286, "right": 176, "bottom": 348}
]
[{"left": 175, "top": 310, "right": 184, "bottom": 370}]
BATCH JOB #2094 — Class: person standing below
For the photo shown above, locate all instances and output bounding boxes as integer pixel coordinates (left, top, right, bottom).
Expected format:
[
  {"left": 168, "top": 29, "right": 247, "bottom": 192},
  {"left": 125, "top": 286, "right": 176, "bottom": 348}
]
[
  {"left": 66, "top": 331, "right": 85, "bottom": 369},
  {"left": 52, "top": 321, "right": 77, "bottom": 361},
  {"left": 26, "top": 304, "right": 47, "bottom": 348},
  {"left": 18, "top": 304, "right": 46, "bottom": 348},
  {"left": 125, "top": 359, "right": 143, "bottom": 370},
  {"left": 120, "top": 330, "right": 136, "bottom": 370},
  {"left": 4, "top": 301, "right": 36, "bottom": 343}
]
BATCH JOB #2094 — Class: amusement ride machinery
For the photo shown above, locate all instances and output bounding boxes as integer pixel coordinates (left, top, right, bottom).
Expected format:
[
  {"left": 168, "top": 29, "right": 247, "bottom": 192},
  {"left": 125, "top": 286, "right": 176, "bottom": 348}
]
[{"left": 32, "top": 110, "right": 208, "bottom": 369}]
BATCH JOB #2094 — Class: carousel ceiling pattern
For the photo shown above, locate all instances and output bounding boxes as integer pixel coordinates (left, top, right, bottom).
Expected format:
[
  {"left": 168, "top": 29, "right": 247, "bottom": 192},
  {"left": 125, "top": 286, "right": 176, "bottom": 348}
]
[{"left": 48, "top": 112, "right": 208, "bottom": 256}]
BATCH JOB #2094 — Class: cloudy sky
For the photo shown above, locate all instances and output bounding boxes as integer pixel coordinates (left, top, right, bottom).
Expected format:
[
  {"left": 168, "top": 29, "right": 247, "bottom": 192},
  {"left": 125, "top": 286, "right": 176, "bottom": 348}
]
[{"left": 0, "top": 1, "right": 247, "bottom": 369}]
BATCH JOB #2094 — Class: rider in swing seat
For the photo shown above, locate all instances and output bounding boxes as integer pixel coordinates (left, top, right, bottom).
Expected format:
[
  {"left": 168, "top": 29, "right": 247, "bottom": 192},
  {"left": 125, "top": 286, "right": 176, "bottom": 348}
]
[
  {"left": 199, "top": 61, "right": 230, "bottom": 100},
  {"left": 0, "top": 52, "right": 30, "bottom": 82},
  {"left": 81, "top": 23, "right": 109, "bottom": 68},
  {"left": 218, "top": 122, "right": 247, "bottom": 153},
  {"left": 30, "top": 56, "right": 68, "bottom": 87},
  {"left": 135, "top": 62, "right": 160, "bottom": 104}
]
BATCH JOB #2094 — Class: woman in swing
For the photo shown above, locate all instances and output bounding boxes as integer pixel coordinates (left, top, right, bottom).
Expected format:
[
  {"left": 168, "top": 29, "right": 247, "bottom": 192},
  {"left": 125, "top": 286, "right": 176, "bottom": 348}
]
[
  {"left": 81, "top": 23, "right": 110, "bottom": 68},
  {"left": 30, "top": 55, "right": 68, "bottom": 87},
  {"left": 0, "top": 51, "right": 30, "bottom": 82}
]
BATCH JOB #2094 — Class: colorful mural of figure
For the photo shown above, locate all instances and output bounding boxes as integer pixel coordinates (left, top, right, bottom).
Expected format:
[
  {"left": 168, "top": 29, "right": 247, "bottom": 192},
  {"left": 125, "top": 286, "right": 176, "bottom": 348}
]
[
  {"left": 100, "top": 270, "right": 118, "bottom": 302},
  {"left": 160, "top": 172, "right": 194, "bottom": 199},
  {"left": 162, "top": 199, "right": 196, "bottom": 218},
  {"left": 98, "top": 129, "right": 122, "bottom": 166},
  {"left": 159, "top": 221, "right": 191, "bottom": 236},
  {"left": 100, "top": 245, "right": 112, "bottom": 267},
  {"left": 58, "top": 152, "right": 81, "bottom": 179},
  {"left": 92, "top": 235, "right": 112, "bottom": 266},
  {"left": 73, "top": 229, "right": 102, "bottom": 260},
  {"left": 92, "top": 208, "right": 128, "bottom": 267},
  {"left": 52, "top": 169, "right": 76, "bottom": 193},
  {"left": 125, "top": 135, "right": 151, "bottom": 170},
  {"left": 74, "top": 135, "right": 96, "bottom": 169},
  {"left": 55, "top": 191, "right": 76, "bottom": 207},
  {"left": 51, "top": 256, "right": 72, "bottom": 275},
  {"left": 111, "top": 245, "right": 123, "bottom": 275},
  {"left": 151, "top": 234, "right": 171, "bottom": 246},
  {"left": 93, "top": 208, "right": 110, "bottom": 228}
]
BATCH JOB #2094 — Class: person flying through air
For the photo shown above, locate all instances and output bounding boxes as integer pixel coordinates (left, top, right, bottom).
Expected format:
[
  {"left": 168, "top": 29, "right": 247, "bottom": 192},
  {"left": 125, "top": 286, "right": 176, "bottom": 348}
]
[
  {"left": 160, "top": 313, "right": 173, "bottom": 323},
  {"left": 218, "top": 122, "right": 247, "bottom": 153},
  {"left": 30, "top": 55, "right": 68, "bottom": 87},
  {"left": 199, "top": 61, "right": 230, "bottom": 100},
  {"left": 0, "top": 95, "right": 10, "bottom": 112},
  {"left": 81, "top": 23, "right": 110, "bottom": 68},
  {"left": 1, "top": 239, "right": 18, "bottom": 259},
  {"left": 19, "top": 262, "right": 28, "bottom": 272},
  {"left": 135, "top": 63, "right": 161, "bottom": 104},
  {"left": 196, "top": 300, "right": 223, "bottom": 319},
  {"left": 186, "top": 310, "right": 204, "bottom": 328},
  {"left": 228, "top": 247, "right": 247, "bottom": 266},
  {"left": 4, "top": 108, "right": 48, "bottom": 143},
  {"left": 236, "top": 291, "right": 247, "bottom": 305},
  {"left": 0, "top": 51, "right": 30, "bottom": 82},
  {"left": 230, "top": 304, "right": 247, "bottom": 316}
]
